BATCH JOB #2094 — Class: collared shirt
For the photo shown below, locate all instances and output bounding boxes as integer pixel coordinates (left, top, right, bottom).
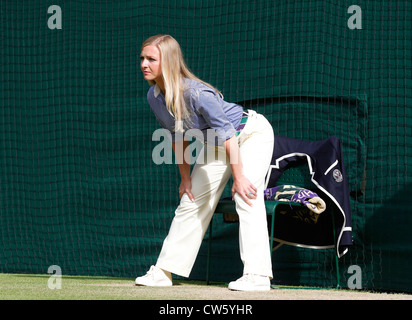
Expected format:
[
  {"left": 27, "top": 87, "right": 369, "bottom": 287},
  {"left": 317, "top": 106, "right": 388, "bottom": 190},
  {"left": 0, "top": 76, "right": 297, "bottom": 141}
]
[{"left": 147, "top": 78, "right": 243, "bottom": 145}]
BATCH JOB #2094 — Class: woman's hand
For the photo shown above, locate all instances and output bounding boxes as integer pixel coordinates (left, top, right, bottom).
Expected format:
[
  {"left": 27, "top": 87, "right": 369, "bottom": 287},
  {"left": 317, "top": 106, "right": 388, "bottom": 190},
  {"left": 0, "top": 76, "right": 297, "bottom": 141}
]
[
  {"left": 231, "top": 175, "right": 257, "bottom": 207},
  {"left": 173, "top": 140, "right": 195, "bottom": 202},
  {"left": 179, "top": 178, "right": 195, "bottom": 202},
  {"left": 223, "top": 135, "right": 256, "bottom": 207}
]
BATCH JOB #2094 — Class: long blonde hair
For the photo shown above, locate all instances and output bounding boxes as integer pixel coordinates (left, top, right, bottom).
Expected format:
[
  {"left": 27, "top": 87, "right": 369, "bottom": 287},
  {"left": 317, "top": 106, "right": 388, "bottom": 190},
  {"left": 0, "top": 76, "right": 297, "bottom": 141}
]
[{"left": 141, "top": 35, "right": 221, "bottom": 132}]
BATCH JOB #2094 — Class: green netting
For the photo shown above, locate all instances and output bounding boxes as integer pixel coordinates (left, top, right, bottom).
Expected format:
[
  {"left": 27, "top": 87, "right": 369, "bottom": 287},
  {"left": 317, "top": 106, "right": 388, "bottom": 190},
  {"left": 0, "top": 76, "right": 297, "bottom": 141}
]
[{"left": 0, "top": 0, "right": 411, "bottom": 292}]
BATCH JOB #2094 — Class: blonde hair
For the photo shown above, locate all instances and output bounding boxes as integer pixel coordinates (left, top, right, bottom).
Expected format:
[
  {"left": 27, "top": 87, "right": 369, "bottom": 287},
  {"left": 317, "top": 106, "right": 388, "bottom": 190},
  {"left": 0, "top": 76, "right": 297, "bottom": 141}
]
[{"left": 141, "top": 35, "right": 222, "bottom": 132}]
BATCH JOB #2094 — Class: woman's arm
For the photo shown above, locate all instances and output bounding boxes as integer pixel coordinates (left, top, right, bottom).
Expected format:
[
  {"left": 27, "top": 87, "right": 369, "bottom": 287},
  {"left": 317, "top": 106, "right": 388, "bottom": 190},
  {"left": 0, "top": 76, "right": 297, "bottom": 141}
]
[
  {"left": 223, "top": 135, "right": 257, "bottom": 206},
  {"left": 172, "top": 139, "right": 195, "bottom": 202}
]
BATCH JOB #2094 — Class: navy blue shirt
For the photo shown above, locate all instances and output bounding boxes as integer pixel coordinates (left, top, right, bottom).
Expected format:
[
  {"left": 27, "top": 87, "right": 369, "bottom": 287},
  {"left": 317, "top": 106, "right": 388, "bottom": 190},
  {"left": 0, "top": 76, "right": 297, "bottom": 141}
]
[{"left": 147, "top": 78, "right": 243, "bottom": 145}]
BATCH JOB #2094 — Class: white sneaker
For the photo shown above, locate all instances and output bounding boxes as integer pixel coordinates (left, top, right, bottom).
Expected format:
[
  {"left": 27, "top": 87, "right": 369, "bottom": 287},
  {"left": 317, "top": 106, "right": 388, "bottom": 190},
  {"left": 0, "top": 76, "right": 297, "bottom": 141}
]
[
  {"left": 135, "top": 265, "right": 173, "bottom": 287},
  {"left": 228, "top": 274, "right": 271, "bottom": 291}
]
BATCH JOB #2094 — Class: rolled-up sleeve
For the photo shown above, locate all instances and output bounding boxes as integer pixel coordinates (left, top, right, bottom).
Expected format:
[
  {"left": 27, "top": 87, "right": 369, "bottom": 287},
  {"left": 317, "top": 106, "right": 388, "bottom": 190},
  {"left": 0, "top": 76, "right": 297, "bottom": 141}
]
[{"left": 190, "top": 89, "right": 236, "bottom": 144}]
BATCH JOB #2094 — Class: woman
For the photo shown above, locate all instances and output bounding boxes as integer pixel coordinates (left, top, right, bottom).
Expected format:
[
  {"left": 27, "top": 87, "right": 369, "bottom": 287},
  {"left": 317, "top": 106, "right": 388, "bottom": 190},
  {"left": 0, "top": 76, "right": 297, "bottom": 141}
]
[{"left": 135, "top": 35, "right": 274, "bottom": 291}]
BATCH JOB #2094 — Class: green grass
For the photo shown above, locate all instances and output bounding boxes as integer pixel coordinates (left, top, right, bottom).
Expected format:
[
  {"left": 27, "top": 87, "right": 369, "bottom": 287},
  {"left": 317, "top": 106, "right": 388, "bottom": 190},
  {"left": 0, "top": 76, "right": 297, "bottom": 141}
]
[
  {"left": 0, "top": 273, "right": 307, "bottom": 300},
  {"left": 1, "top": 273, "right": 410, "bottom": 300},
  {"left": 0, "top": 273, "right": 227, "bottom": 300},
  {"left": 0, "top": 273, "right": 144, "bottom": 300}
]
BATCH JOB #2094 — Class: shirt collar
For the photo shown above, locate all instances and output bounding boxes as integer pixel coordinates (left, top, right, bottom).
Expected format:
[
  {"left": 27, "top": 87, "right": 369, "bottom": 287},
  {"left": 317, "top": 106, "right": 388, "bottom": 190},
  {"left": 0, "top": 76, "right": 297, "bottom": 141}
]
[{"left": 154, "top": 84, "right": 161, "bottom": 98}]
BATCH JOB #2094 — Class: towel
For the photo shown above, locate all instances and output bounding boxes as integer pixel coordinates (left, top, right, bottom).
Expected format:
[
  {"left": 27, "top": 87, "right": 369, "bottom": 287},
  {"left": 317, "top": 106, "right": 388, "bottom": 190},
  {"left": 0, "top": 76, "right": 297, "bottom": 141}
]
[{"left": 264, "top": 185, "right": 326, "bottom": 214}]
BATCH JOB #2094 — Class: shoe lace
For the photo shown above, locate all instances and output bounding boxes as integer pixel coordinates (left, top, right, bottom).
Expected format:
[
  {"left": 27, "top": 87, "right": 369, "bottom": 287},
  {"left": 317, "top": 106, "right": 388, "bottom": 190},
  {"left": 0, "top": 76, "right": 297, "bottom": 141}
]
[
  {"left": 145, "top": 266, "right": 157, "bottom": 277},
  {"left": 237, "top": 274, "right": 254, "bottom": 282}
]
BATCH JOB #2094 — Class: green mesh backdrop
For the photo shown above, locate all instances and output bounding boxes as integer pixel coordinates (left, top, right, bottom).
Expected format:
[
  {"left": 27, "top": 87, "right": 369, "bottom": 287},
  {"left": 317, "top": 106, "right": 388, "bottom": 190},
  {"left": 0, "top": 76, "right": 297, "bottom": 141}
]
[{"left": 0, "top": 0, "right": 411, "bottom": 293}]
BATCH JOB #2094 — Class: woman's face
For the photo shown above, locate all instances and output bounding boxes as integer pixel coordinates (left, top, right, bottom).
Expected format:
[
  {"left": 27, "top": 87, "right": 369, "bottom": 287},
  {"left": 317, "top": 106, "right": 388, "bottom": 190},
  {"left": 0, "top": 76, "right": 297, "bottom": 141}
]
[{"left": 140, "top": 45, "right": 162, "bottom": 83}]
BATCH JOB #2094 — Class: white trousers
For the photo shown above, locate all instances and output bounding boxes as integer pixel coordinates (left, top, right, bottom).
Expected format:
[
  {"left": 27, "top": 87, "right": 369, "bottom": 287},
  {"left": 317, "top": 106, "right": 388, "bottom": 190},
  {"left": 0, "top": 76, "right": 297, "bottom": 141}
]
[{"left": 156, "top": 110, "right": 275, "bottom": 278}]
